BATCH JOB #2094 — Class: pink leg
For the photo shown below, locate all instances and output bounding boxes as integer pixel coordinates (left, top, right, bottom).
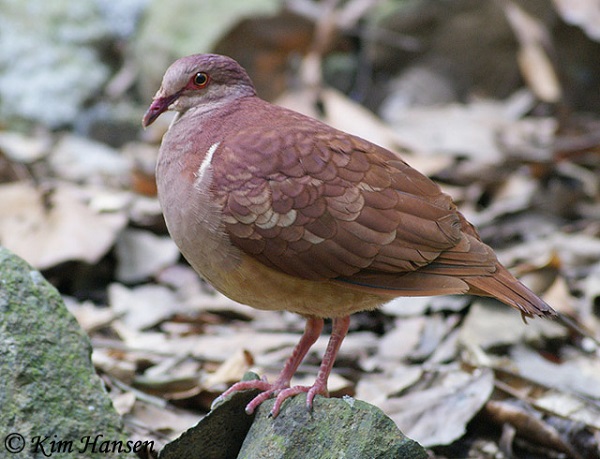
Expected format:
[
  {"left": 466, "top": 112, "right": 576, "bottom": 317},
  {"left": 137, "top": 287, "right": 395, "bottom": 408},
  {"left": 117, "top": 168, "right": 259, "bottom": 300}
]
[
  {"left": 217, "top": 316, "right": 324, "bottom": 415},
  {"left": 269, "top": 315, "right": 351, "bottom": 417}
]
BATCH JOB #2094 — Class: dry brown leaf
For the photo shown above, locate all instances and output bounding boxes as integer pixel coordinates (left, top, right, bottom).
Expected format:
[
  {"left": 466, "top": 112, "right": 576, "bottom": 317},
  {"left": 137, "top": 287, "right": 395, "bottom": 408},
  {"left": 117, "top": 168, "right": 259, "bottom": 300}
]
[
  {"left": 203, "top": 349, "right": 254, "bottom": 390},
  {"left": 309, "top": 330, "right": 379, "bottom": 365},
  {"left": 510, "top": 344, "right": 600, "bottom": 399},
  {"left": 0, "top": 181, "right": 127, "bottom": 269},
  {"left": 472, "top": 172, "right": 539, "bottom": 226},
  {"left": 109, "top": 283, "right": 183, "bottom": 331},
  {"left": 409, "top": 314, "right": 460, "bottom": 362},
  {"left": 485, "top": 400, "right": 583, "bottom": 458},
  {"left": 111, "top": 391, "right": 137, "bottom": 417},
  {"left": 516, "top": 45, "right": 561, "bottom": 103},
  {"left": 540, "top": 275, "right": 577, "bottom": 316},
  {"left": 385, "top": 366, "right": 495, "bottom": 447},
  {"left": 127, "top": 400, "right": 202, "bottom": 438},
  {"left": 498, "top": 232, "right": 600, "bottom": 278},
  {"left": 64, "top": 297, "right": 118, "bottom": 333},
  {"left": 93, "top": 348, "right": 137, "bottom": 384},
  {"left": 553, "top": 0, "right": 600, "bottom": 41},
  {"left": 581, "top": 262, "right": 600, "bottom": 329},
  {"left": 503, "top": 0, "right": 562, "bottom": 103},
  {"left": 381, "top": 92, "right": 536, "bottom": 164},
  {"left": 459, "top": 301, "right": 566, "bottom": 350},
  {"left": 156, "top": 263, "right": 261, "bottom": 320},
  {"left": 535, "top": 390, "right": 600, "bottom": 430},
  {"left": 134, "top": 374, "right": 201, "bottom": 400},
  {"left": 376, "top": 316, "right": 426, "bottom": 363},
  {"left": 381, "top": 296, "right": 436, "bottom": 316},
  {"left": 355, "top": 365, "right": 423, "bottom": 406},
  {"left": 115, "top": 229, "right": 180, "bottom": 283},
  {"left": 0, "top": 131, "right": 51, "bottom": 163},
  {"left": 49, "top": 134, "right": 132, "bottom": 186},
  {"left": 113, "top": 329, "right": 299, "bottom": 364},
  {"left": 126, "top": 193, "right": 164, "bottom": 227},
  {"left": 428, "top": 326, "right": 461, "bottom": 365},
  {"left": 498, "top": 116, "right": 557, "bottom": 162}
]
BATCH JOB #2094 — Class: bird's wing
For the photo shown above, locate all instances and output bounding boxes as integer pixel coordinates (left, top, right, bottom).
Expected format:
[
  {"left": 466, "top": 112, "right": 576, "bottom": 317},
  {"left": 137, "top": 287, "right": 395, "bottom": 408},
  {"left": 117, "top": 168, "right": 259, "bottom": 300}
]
[{"left": 213, "top": 125, "right": 494, "bottom": 291}]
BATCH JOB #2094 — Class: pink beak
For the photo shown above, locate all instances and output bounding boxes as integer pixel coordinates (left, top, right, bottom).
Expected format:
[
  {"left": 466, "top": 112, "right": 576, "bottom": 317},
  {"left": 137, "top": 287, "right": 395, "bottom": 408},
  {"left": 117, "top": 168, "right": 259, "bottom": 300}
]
[{"left": 142, "top": 92, "right": 181, "bottom": 127}]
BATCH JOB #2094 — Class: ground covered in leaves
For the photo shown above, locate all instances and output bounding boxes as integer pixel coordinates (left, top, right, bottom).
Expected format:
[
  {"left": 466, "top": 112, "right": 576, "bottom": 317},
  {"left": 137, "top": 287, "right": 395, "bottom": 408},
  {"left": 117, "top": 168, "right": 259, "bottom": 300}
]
[{"left": 1, "top": 0, "right": 600, "bottom": 458}]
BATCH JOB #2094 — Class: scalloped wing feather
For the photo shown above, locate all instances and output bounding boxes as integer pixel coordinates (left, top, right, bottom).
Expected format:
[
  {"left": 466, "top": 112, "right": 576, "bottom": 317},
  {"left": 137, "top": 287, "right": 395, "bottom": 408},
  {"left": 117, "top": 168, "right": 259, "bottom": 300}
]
[{"left": 214, "top": 124, "right": 485, "bottom": 288}]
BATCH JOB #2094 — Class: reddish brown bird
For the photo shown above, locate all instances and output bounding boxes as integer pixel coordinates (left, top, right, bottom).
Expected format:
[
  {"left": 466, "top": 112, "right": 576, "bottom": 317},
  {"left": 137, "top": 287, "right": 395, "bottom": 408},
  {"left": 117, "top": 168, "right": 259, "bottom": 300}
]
[{"left": 143, "top": 54, "right": 556, "bottom": 417}]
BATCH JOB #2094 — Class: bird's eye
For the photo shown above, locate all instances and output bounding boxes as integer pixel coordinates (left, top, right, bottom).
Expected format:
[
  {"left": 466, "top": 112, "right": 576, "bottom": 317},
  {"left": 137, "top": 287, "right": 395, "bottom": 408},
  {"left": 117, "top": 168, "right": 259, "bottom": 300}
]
[{"left": 193, "top": 72, "right": 209, "bottom": 88}]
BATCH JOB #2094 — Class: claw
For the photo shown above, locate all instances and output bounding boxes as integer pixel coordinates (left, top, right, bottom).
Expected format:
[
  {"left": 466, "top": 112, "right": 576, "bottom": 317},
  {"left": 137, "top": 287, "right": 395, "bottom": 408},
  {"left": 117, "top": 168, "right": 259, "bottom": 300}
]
[{"left": 212, "top": 316, "right": 349, "bottom": 418}]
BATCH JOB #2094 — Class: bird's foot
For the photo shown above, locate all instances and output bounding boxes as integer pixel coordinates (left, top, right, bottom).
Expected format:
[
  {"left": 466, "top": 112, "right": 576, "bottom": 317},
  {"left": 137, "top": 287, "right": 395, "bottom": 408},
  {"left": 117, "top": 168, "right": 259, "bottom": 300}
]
[
  {"left": 269, "top": 382, "right": 328, "bottom": 418},
  {"left": 215, "top": 377, "right": 328, "bottom": 418},
  {"left": 215, "top": 377, "right": 289, "bottom": 415}
]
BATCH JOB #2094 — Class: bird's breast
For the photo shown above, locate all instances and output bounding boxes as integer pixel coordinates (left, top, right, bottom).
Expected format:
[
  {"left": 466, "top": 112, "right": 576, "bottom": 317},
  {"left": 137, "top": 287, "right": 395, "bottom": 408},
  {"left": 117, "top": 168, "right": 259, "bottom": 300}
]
[
  {"left": 156, "top": 136, "right": 387, "bottom": 316},
  {"left": 157, "top": 139, "right": 242, "bottom": 285}
]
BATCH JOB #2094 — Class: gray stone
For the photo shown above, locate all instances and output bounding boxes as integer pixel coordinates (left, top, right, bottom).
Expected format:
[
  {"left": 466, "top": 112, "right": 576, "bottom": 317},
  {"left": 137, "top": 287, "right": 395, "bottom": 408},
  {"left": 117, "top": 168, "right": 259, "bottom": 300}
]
[
  {"left": 0, "top": 246, "right": 127, "bottom": 458},
  {"left": 239, "top": 395, "right": 428, "bottom": 459},
  {"left": 159, "top": 373, "right": 261, "bottom": 459},
  {"left": 159, "top": 373, "right": 427, "bottom": 459}
]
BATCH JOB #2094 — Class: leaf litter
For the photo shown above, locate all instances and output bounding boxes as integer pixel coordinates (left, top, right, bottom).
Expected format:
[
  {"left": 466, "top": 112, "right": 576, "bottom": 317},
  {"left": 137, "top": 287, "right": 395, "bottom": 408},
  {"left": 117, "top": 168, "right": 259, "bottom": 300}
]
[{"left": 1, "top": 2, "right": 600, "bottom": 457}]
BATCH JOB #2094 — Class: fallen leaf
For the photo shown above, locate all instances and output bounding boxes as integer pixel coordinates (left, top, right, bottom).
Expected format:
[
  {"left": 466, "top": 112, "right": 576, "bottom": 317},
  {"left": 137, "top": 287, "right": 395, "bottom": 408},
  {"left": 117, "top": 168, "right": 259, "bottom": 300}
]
[
  {"left": 203, "top": 349, "right": 254, "bottom": 390},
  {"left": 355, "top": 365, "right": 423, "bottom": 406},
  {"left": 0, "top": 131, "right": 51, "bottom": 163},
  {"left": 510, "top": 344, "right": 600, "bottom": 399},
  {"left": 385, "top": 366, "right": 495, "bottom": 447},
  {"left": 0, "top": 181, "right": 127, "bottom": 269},
  {"left": 485, "top": 399, "right": 582, "bottom": 458},
  {"left": 553, "top": 0, "right": 600, "bottom": 41},
  {"left": 111, "top": 391, "right": 137, "bottom": 416},
  {"left": 380, "top": 92, "right": 536, "bottom": 163},
  {"left": 50, "top": 133, "right": 132, "bottom": 186},
  {"left": 535, "top": 390, "right": 600, "bottom": 430},
  {"left": 503, "top": 0, "right": 561, "bottom": 102},
  {"left": 109, "top": 283, "right": 183, "bottom": 331},
  {"left": 115, "top": 229, "right": 180, "bottom": 283},
  {"left": 92, "top": 348, "right": 137, "bottom": 384},
  {"left": 459, "top": 301, "right": 566, "bottom": 350}
]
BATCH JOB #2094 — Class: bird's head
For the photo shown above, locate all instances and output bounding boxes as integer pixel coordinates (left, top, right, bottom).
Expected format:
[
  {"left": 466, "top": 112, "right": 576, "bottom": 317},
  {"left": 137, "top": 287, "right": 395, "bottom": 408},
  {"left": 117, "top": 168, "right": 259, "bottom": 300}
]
[{"left": 142, "top": 54, "right": 256, "bottom": 127}]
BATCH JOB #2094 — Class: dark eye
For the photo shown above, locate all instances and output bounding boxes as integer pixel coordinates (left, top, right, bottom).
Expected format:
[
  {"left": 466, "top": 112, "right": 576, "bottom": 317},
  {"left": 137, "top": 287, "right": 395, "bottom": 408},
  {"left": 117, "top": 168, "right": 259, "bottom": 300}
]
[{"left": 193, "top": 72, "right": 209, "bottom": 87}]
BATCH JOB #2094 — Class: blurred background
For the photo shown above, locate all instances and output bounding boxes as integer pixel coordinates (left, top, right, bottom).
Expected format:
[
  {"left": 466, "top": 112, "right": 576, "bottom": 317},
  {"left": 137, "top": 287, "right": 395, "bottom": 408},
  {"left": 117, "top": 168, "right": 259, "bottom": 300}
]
[{"left": 1, "top": 0, "right": 600, "bottom": 457}]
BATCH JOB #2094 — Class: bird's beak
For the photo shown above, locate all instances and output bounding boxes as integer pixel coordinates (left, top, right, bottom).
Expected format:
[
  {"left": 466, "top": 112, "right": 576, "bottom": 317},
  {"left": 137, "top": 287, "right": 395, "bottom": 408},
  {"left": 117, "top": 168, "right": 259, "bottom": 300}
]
[{"left": 142, "top": 92, "right": 181, "bottom": 128}]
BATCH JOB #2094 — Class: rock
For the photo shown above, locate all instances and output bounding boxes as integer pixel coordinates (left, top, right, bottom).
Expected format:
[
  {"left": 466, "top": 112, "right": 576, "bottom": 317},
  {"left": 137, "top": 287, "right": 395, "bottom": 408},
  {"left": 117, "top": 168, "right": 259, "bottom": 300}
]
[
  {"left": 239, "top": 395, "right": 427, "bottom": 459},
  {"left": 158, "top": 373, "right": 427, "bottom": 459},
  {"left": 0, "top": 246, "right": 128, "bottom": 458},
  {"left": 159, "top": 381, "right": 261, "bottom": 459}
]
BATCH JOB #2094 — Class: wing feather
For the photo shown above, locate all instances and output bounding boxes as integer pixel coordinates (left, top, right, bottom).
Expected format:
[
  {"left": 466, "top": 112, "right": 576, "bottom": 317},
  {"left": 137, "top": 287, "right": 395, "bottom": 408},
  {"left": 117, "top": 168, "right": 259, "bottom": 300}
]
[{"left": 213, "top": 124, "right": 496, "bottom": 290}]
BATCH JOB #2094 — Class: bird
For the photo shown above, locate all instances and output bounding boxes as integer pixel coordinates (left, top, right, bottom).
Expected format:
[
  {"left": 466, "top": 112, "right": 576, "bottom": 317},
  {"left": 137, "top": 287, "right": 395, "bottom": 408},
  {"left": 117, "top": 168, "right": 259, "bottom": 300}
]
[{"left": 143, "top": 53, "right": 556, "bottom": 418}]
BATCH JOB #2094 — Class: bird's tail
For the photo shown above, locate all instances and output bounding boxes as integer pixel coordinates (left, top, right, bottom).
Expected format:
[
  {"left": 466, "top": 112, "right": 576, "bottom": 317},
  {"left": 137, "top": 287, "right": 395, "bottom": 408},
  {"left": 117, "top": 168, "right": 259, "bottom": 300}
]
[{"left": 466, "top": 263, "right": 557, "bottom": 319}]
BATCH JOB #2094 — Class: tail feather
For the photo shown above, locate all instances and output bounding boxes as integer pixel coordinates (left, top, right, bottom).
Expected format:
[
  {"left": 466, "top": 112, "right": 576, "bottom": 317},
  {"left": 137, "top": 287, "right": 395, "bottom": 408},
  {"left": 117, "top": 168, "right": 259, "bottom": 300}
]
[{"left": 466, "top": 263, "right": 557, "bottom": 318}]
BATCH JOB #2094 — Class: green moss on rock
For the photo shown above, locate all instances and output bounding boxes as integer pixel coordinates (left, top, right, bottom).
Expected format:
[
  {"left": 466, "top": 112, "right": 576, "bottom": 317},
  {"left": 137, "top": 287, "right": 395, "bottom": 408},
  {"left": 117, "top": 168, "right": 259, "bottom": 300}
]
[{"left": 0, "top": 246, "right": 126, "bottom": 458}]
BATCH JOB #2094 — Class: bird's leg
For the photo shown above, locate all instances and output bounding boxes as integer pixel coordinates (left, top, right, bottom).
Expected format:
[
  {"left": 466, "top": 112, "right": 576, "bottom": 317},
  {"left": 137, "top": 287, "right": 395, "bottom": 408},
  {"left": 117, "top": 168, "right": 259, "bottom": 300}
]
[
  {"left": 217, "top": 316, "right": 324, "bottom": 415},
  {"left": 269, "top": 315, "right": 351, "bottom": 417}
]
